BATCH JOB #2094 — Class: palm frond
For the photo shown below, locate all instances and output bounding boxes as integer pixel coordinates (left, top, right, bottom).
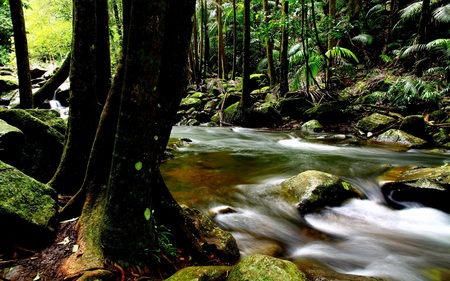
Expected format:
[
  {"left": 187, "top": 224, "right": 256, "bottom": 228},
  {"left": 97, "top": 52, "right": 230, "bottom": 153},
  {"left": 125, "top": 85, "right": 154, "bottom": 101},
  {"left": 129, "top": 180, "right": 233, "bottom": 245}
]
[
  {"left": 426, "top": 38, "right": 450, "bottom": 50},
  {"left": 433, "top": 4, "right": 450, "bottom": 23},
  {"left": 288, "top": 43, "right": 302, "bottom": 57},
  {"left": 400, "top": 1, "right": 423, "bottom": 21},
  {"left": 325, "top": 47, "right": 359, "bottom": 63},
  {"left": 401, "top": 44, "right": 427, "bottom": 57},
  {"left": 352, "top": 34, "right": 374, "bottom": 45},
  {"left": 366, "top": 4, "right": 384, "bottom": 17}
]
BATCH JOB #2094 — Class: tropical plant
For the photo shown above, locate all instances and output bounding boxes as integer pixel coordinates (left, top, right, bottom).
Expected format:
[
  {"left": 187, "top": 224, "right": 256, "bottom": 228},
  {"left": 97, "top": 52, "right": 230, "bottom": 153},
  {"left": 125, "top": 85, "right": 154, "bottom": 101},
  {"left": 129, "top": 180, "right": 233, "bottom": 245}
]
[{"left": 0, "top": 4, "right": 13, "bottom": 66}]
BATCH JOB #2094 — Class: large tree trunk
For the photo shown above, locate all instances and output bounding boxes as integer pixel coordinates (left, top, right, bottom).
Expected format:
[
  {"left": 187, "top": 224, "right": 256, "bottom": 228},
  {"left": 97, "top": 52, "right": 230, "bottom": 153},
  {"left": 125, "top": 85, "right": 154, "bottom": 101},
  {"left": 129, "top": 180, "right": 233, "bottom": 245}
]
[
  {"left": 241, "top": 0, "right": 251, "bottom": 107},
  {"left": 217, "top": 0, "right": 226, "bottom": 79},
  {"left": 60, "top": 0, "right": 236, "bottom": 279},
  {"left": 9, "top": 0, "right": 33, "bottom": 109},
  {"left": 263, "top": 0, "right": 276, "bottom": 87},
  {"left": 48, "top": 0, "right": 106, "bottom": 195}
]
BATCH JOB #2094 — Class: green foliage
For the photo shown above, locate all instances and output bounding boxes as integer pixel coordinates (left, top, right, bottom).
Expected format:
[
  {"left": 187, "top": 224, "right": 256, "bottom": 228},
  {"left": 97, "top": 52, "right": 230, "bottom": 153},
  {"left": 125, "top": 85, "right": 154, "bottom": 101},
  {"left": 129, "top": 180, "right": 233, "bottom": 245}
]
[
  {"left": 0, "top": 5, "right": 13, "bottom": 66},
  {"left": 24, "top": 0, "right": 72, "bottom": 63},
  {"left": 374, "top": 76, "right": 443, "bottom": 109}
]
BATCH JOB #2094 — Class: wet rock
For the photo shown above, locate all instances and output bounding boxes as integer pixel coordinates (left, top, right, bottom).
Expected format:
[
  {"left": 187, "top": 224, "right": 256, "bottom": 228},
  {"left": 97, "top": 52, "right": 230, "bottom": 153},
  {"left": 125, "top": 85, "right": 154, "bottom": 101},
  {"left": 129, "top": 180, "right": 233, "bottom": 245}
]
[
  {"left": 227, "top": 254, "right": 306, "bottom": 281},
  {"left": 0, "top": 109, "right": 65, "bottom": 182},
  {"left": 356, "top": 113, "right": 396, "bottom": 133},
  {"left": 0, "top": 119, "right": 25, "bottom": 167},
  {"left": 301, "top": 119, "right": 324, "bottom": 132},
  {"left": 293, "top": 258, "right": 386, "bottom": 281},
  {"left": 379, "top": 165, "right": 450, "bottom": 213},
  {"left": 304, "top": 101, "right": 346, "bottom": 125},
  {"left": 279, "top": 170, "right": 365, "bottom": 214},
  {"left": 165, "top": 266, "right": 232, "bottom": 281},
  {"left": 372, "top": 129, "right": 427, "bottom": 148},
  {"left": 0, "top": 160, "right": 58, "bottom": 249},
  {"left": 182, "top": 205, "right": 240, "bottom": 263},
  {"left": 0, "top": 75, "right": 18, "bottom": 93},
  {"left": 180, "top": 97, "right": 203, "bottom": 111}
]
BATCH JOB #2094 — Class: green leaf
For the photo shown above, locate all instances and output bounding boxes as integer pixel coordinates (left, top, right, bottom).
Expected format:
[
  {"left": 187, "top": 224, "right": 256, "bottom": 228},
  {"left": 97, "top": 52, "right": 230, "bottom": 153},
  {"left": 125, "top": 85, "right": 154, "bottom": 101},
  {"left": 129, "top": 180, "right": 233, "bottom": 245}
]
[
  {"left": 135, "top": 161, "right": 143, "bottom": 171},
  {"left": 341, "top": 182, "right": 350, "bottom": 191},
  {"left": 33, "top": 272, "right": 40, "bottom": 281},
  {"left": 72, "top": 244, "right": 79, "bottom": 253},
  {"left": 144, "top": 208, "right": 151, "bottom": 221}
]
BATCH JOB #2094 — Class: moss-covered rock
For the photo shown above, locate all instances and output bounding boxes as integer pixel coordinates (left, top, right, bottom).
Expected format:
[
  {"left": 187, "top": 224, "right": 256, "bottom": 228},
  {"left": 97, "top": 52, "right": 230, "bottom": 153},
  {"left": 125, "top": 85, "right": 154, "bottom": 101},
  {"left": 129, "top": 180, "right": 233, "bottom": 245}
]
[
  {"left": 399, "top": 115, "right": 427, "bottom": 139},
  {"left": 166, "top": 266, "right": 232, "bottom": 281},
  {"left": 0, "top": 109, "right": 65, "bottom": 182},
  {"left": 0, "top": 119, "right": 25, "bottom": 167},
  {"left": 301, "top": 119, "right": 324, "bottom": 132},
  {"left": 227, "top": 254, "right": 306, "bottom": 281},
  {"left": 0, "top": 160, "right": 57, "bottom": 249},
  {"left": 180, "top": 97, "right": 203, "bottom": 111},
  {"left": 372, "top": 129, "right": 427, "bottom": 148},
  {"left": 356, "top": 113, "right": 396, "bottom": 133},
  {"left": 182, "top": 205, "right": 240, "bottom": 263},
  {"left": 304, "top": 101, "right": 345, "bottom": 125},
  {"left": 278, "top": 170, "right": 365, "bottom": 214},
  {"left": 379, "top": 165, "right": 450, "bottom": 213},
  {"left": 0, "top": 75, "right": 18, "bottom": 93}
]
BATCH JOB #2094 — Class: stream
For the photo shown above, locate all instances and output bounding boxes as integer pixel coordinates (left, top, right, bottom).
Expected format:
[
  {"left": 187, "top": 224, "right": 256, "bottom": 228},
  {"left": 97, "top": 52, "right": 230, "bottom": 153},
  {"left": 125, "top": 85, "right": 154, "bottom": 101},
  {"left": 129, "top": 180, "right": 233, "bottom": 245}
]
[{"left": 162, "top": 126, "right": 450, "bottom": 281}]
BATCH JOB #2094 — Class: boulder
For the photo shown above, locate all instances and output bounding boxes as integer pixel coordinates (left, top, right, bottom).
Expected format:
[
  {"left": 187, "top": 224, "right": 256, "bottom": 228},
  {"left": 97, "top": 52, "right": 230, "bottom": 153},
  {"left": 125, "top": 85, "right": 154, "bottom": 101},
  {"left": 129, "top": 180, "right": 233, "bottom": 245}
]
[
  {"left": 276, "top": 96, "right": 311, "bottom": 120},
  {"left": 0, "top": 161, "right": 58, "bottom": 249},
  {"left": 180, "top": 97, "right": 203, "bottom": 111},
  {"left": 372, "top": 129, "right": 427, "bottom": 148},
  {"left": 379, "top": 165, "right": 450, "bottom": 213},
  {"left": 399, "top": 115, "right": 427, "bottom": 139},
  {"left": 279, "top": 170, "right": 364, "bottom": 214},
  {"left": 301, "top": 119, "right": 324, "bottom": 132},
  {"left": 0, "top": 119, "right": 25, "bottom": 167},
  {"left": 223, "top": 102, "right": 283, "bottom": 128},
  {"left": 182, "top": 205, "right": 240, "bottom": 263},
  {"left": 356, "top": 113, "right": 396, "bottom": 133},
  {"left": 0, "top": 75, "right": 18, "bottom": 93},
  {"left": 227, "top": 254, "right": 306, "bottom": 281},
  {"left": 304, "top": 101, "right": 346, "bottom": 125},
  {"left": 0, "top": 109, "right": 66, "bottom": 182},
  {"left": 165, "top": 266, "right": 232, "bottom": 281}
]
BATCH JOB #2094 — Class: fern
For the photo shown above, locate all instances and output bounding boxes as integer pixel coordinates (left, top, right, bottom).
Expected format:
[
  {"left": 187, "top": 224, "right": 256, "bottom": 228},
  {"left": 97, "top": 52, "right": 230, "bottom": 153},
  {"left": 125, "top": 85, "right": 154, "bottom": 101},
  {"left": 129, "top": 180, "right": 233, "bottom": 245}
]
[
  {"left": 325, "top": 47, "right": 360, "bottom": 64},
  {"left": 352, "top": 34, "right": 374, "bottom": 45},
  {"left": 433, "top": 3, "right": 450, "bottom": 23}
]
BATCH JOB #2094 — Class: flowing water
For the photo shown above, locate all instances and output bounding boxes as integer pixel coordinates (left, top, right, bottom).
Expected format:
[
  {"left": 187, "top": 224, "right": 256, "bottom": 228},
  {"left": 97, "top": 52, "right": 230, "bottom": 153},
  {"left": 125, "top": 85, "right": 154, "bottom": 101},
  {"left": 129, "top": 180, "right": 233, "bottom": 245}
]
[{"left": 162, "top": 126, "right": 450, "bottom": 281}]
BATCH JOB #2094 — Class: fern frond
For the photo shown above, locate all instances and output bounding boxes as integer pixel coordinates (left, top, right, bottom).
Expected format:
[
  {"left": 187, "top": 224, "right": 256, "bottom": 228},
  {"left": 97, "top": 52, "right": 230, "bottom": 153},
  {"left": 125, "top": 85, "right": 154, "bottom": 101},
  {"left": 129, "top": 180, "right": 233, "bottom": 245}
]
[
  {"left": 426, "top": 38, "right": 450, "bottom": 50},
  {"left": 401, "top": 44, "right": 427, "bottom": 57},
  {"left": 288, "top": 43, "right": 302, "bottom": 57}
]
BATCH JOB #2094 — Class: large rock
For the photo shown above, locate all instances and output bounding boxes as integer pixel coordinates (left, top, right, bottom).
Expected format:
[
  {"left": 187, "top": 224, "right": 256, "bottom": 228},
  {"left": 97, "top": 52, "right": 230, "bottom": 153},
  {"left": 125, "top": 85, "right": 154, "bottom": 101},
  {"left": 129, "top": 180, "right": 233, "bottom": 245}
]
[
  {"left": 0, "top": 161, "right": 58, "bottom": 249},
  {"left": 165, "top": 266, "right": 232, "bottom": 281},
  {"left": 399, "top": 115, "right": 427, "bottom": 139},
  {"left": 372, "top": 129, "right": 427, "bottom": 148},
  {"left": 183, "top": 205, "right": 240, "bottom": 263},
  {"left": 356, "top": 113, "right": 396, "bottom": 133},
  {"left": 0, "top": 75, "right": 18, "bottom": 93},
  {"left": 227, "top": 254, "right": 306, "bottom": 281},
  {"left": 0, "top": 119, "right": 25, "bottom": 167},
  {"left": 304, "top": 101, "right": 346, "bottom": 125},
  {"left": 0, "top": 109, "right": 66, "bottom": 182},
  {"left": 279, "top": 170, "right": 364, "bottom": 214},
  {"left": 379, "top": 165, "right": 450, "bottom": 213},
  {"left": 223, "top": 102, "right": 283, "bottom": 128}
]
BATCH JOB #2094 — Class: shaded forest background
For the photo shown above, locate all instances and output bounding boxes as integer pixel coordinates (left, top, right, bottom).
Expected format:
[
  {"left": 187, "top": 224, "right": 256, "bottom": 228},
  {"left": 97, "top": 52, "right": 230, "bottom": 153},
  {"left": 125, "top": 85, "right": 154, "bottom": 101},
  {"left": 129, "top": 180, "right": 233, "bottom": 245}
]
[{"left": 1, "top": 0, "right": 450, "bottom": 107}]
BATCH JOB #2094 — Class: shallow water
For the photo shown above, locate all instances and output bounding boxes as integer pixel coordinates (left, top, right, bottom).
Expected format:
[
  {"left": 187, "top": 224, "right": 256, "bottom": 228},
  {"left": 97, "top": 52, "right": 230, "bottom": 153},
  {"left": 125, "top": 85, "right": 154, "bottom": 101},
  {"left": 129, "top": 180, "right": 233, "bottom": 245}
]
[{"left": 162, "top": 126, "right": 450, "bottom": 281}]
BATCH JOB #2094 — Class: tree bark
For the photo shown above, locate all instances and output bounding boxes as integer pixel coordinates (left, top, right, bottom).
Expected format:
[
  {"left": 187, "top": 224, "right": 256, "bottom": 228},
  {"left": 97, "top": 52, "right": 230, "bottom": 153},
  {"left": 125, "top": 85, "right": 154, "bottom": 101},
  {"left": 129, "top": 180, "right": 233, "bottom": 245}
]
[
  {"left": 217, "top": 0, "right": 226, "bottom": 79},
  {"left": 9, "top": 0, "right": 33, "bottom": 109},
  {"left": 279, "top": 0, "right": 289, "bottom": 96},
  {"left": 263, "top": 0, "right": 276, "bottom": 86}
]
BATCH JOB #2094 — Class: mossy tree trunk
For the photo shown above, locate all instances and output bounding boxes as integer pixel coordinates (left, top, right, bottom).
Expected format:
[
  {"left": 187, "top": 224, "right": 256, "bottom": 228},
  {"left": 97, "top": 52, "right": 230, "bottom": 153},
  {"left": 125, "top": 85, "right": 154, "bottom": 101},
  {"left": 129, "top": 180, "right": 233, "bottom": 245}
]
[
  {"left": 60, "top": 0, "right": 231, "bottom": 279},
  {"left": 263, "top": 0, "right": 276, "bottom": 87},
  {"left": 9, "top": 0, "right": 33, "bottom": 109},
  {"left": 48, "top": 0, "right": 110, "bottom": 195},
  {"left": 279, "top": 0, "right": 289, "bottom": 96}
]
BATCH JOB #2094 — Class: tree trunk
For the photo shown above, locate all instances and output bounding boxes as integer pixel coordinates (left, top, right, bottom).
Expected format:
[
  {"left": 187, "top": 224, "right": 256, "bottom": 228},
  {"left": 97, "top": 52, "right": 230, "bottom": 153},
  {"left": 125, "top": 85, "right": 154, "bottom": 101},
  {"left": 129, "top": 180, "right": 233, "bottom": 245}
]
[
  {"left": 263, "top": 0, "right": 276, "bottom": 86},
  {"left": 241, "top": 0, "right": 251, "bottom": 107},
  {"left": 48, "top": 0, "right": 103, "bottom": 195},
  {"left": 279, "top": 0, "right": 289, "bottom": 96},
  {"left": 9, "top": 0, "right": 33, "bottom": 109},
  {"left": 33, "top": 53, "right": 71, "bottom": 107},
  {"left": 231, "top": 0, "right": 237, "bottom": 80},
  {"left": 95, "top": 0, "right": 111, "bottom": 105},
  {"left": 217, "top": 0, "right": 226, "bottom": 79},
  {"left": 60, "top": 0, "right": 237, "bottom": 279}
]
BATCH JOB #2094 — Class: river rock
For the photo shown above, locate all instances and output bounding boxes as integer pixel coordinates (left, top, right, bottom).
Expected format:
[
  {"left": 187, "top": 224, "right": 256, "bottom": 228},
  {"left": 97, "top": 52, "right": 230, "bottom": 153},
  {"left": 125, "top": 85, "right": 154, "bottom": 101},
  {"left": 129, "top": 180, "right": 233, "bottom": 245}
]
[
  {"left": 0, "top": 109, "right": 66, "bottom": 182},
  {"left": 304, "top": 101, "right": 345, "bottom": 125},
  {"left": 399, "top": 115, "right": 427, "bottom": 139},
  {"left": 165, "top": 266, "right": 232, "bottom": 281},
  {"left": 0, "top": 75, "right": 18, "bottom": 93},
  {"left": 182, "top": 205, "right": 240, "bottom": 263},
  {"left": 356, "top": 113, "right": 396, "bottom": 133},
  {"left": 301, "top": 119, "right": 324, "bottom": 132},
  {"left": 0, "top": 119, "right": 25, "bottom": 167},
  {"left": 227, "top": 254, "right": 306, "bottom": 281},
  {"left": 279, "top": 170, "right": 365, "bottom": 214},
  {"left": 379, "top": 165, "right": 450, "bottom": 213},
  {"left": 372, "top": 129, "right": 427, "bottom": 148},
  {"left": 0, "top": 160, "right": 58, "bottom": 249}
]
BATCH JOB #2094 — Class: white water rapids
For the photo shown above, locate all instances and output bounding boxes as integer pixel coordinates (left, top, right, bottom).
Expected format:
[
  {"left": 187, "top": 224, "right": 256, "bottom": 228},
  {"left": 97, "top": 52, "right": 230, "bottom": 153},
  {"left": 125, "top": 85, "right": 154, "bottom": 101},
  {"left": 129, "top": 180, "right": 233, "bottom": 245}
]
[{"left": 163, "top": 126, "right": 450, "bottom": 281}]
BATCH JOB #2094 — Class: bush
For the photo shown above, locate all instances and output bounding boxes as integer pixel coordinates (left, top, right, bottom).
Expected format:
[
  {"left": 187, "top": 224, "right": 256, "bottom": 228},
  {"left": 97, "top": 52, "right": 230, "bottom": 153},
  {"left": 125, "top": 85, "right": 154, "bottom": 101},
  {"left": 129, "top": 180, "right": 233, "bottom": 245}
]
[{"left": 0, "top": 5, "right": 13, "bottom": 66}]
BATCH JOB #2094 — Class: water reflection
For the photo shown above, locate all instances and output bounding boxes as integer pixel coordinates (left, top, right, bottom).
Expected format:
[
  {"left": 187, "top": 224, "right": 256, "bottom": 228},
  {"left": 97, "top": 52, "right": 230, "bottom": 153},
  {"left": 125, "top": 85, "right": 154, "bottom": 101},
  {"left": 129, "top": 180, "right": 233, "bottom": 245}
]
[{"left": 163, "top": 126, "right": 450, "bottom": 281}]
